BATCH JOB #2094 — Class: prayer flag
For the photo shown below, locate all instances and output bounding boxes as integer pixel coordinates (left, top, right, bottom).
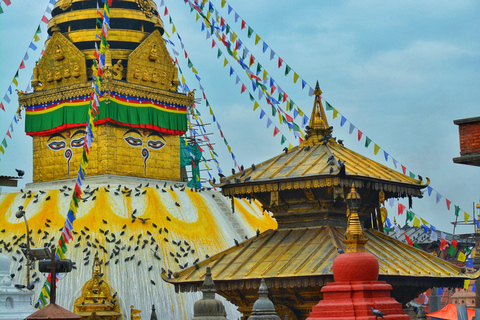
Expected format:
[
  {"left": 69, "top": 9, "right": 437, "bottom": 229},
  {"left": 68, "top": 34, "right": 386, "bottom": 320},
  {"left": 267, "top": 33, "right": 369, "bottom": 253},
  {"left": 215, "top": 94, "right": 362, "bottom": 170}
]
[
  {"left": 398, "top": 203, "right": 406, "bottom": 215},
  {"left": 404, "top": 234, "right": 413, "bottom": 246}
]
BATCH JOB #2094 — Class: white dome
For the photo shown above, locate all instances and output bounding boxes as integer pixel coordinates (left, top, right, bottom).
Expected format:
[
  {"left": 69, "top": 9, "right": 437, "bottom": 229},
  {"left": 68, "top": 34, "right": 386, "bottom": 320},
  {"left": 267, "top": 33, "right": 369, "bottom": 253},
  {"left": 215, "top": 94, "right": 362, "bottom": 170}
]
[{"left": 0, "top": 253, "right": 10, "bottom": 277}]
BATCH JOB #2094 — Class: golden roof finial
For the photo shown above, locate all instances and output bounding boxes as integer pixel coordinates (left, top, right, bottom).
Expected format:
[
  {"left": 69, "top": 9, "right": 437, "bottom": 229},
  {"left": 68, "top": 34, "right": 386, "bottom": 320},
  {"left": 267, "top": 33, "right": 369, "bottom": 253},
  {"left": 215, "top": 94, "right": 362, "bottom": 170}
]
[
  {"left": 343, "top": 184, "right": 368, "bottom": 252},
  {"left": 303, "top": 81, "right": 332, "bottom": 146}
]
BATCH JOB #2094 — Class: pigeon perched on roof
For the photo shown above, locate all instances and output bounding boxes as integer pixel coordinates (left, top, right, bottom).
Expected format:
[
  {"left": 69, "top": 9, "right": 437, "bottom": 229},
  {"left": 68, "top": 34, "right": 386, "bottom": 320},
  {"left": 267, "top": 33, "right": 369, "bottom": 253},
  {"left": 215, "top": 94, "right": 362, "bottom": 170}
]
[{"left": 371, "top": 307, "right": 386, "bottom": 319}]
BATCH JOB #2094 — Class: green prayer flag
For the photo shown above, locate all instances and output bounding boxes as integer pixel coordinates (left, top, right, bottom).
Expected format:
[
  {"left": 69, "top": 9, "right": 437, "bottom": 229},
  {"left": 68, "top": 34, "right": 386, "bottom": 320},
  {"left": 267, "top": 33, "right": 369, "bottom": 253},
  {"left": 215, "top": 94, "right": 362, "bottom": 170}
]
[
  {"left": 285, "top": 65, "right": 291, "bottom": 76},
  {"left": 271, "top": 105, "right": 276, "bottom": 116},
  {"left": 413, "top": 243, "right": 421, "bottom": 250},
  {"left": 409, "top": 172, "right": 416, "bottom": 179},
  {"left": 14, "top": 70, "right": 18, "bottom": 78},
  {"left": 206, "top": 99, "right": 210, "bottom": 107},
  {"left": 36, "top": 25, "right": 41, "bottom": 34},
  {"left": 282, "top": 115, "right": 287, "bottom": 123},
  {"left": 278, "top": 93, "right": 283, "bottom": 102},
  {"left": 281, "top": 135, "right": 287, "bottom": 145},
  {"left": 169, "top": 16, "right": 173, "bottom": 24},
  {"left": 226, "top": 24, "right": 230, "bottom": 34},
  {"left": 212, "top": 151, "right": 218, "bottom": 157},
  {"left": 365, "top": 137, "right": 372, "bottom": 148},
  {"left": 188, "top": 58, "right": 193, "bottom": 68},
  {"left": 325, "top": 101, "right": 334, "bottom": 111},
  {"left": 256, "top": 63, "right": 262, "bottom": 74},
  {"left": 0, "top": 6, "right": 3, "bottom": 14},
  {"left": 249, "top": 93, "right": 254, "bottom": 102},
  {"left": 289, "top": 99, "right": 294, "bottom": 111},
  {"left": 406, "top": 210, "right": 415, "bottom": 222},
  {"left": 455, "top": 205, "right": 460, "bottom": 217},
  {"left": 223, "top": 138, "right": 228, "bottom": 146},
  {"left": 447, "top": 245, "right": 456, "bottom": 256},
  {"left": 465, "top": 247, "right": 472, "bottom": 254},
  {"left": 247, "top": 27, "right": 253, "bottom": 38},
  {"left": 2, "top": 139, "right": 7, "bottom": 148}
]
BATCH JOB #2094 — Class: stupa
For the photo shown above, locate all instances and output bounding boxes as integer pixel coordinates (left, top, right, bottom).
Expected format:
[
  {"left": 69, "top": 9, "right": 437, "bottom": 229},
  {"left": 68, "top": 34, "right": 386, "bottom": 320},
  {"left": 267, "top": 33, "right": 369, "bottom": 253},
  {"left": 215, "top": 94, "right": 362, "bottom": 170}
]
[
  {"left": 0, "top": 0, "right": 276, "bottom": 318},
  {"left": 164, "top": 83, "right": 478, "bottom": 320},
  {"left": 0, "top": 253, "right": 37, "bottom": 320}
]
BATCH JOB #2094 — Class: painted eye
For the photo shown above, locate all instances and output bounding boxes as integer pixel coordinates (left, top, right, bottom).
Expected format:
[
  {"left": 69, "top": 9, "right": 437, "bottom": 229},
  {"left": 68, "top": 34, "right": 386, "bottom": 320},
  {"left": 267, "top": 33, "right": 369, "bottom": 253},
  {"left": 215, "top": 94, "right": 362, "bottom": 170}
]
[
  {"left": 124, "top": 136, "right": 143, "bottom": 147},
  {"left": 70, "top": 137, "right": 85, "bottom": 148},
  {"left": 47, "top": 140, "right": 66, "bottom": 151},
  {"left": 147, "top": 140, "right": 165, "bottom": 150}
]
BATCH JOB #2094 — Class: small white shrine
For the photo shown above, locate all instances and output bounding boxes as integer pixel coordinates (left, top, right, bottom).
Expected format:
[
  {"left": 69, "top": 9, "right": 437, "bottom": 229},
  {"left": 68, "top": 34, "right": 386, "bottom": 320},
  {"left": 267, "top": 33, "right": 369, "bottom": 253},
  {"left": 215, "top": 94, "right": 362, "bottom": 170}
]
[{"left": 0, "top": 253, "right": 37, "bottom": 320}]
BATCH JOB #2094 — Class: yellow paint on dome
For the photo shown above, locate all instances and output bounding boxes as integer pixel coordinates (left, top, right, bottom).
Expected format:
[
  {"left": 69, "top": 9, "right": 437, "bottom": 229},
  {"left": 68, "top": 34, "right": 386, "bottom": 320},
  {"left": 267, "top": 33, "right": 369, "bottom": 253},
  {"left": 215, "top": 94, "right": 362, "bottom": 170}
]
[{"left": 234, "top": 198, "right": 277, "bottom": 233}]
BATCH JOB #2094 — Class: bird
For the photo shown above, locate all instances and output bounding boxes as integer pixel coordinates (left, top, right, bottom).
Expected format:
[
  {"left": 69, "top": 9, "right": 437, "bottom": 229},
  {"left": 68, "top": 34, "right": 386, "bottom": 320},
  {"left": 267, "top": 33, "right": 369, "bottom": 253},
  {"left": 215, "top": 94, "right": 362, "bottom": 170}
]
[
  {"left": 150, "top": 280, "right": 156, "bottom": 285},
  {"left": 138, "top": 218, "right": 150, "bottom": 223},
  {"left": 337, "top": 248, "right": 345, "bottom": 254},
  {"left": 45, "top": 196, "right": 51, "bottom": 201},
  {"left": 148, "top": 266, "right": 153, "bottom": 271},
  {"left": 15, "top": 169, "right": 25, "bottom": 177},
  {"left": 256, "top": 229, "right": 260, "bottom": 237},
  {"left": 102, "top": 219, "right": 107, "bottom": 224},
  {"left": 234, "top": 239, "right": 239, "bottom": 246},
  {"left": 231, "top": 168, "right": 235, "bottom": 175},
  {"left": 166, "top": 216, "right": 171, "bottom": 221},
  {"left": 283, "top": 147, "right": 288, "bottom": 154},
  {"left": 175, "top": 202, "right": 180, "bottom": 207},
  {"left": 371, "top": 307, "right": 386, "bottom": 319}
]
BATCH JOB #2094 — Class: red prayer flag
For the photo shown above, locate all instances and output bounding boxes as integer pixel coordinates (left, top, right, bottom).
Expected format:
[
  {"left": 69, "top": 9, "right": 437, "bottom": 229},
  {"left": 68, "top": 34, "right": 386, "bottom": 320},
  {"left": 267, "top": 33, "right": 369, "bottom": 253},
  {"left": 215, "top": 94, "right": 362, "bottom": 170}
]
[
  {"left": 0, "top": 102, "right": 4, "bottom": 111},
  {"left": 202, "top": 91, "right": 206, "bottom": 99},
  {"left": 398, "top": 203, "right": 406, "bottom": 215},
  {"left": 6, "top": 131, "right": 11, "bottom": 139},
  {"left": 19, "top": 60, "right": 25, "bottom": 69},
  {"left": 401, "top": 165, "right": 406, "bottom": 175},
  {"left": 270, "top": 85, "right": 276, "bottom": 95},
  {"left": 241, "top": 20, "right": 246, "bottom": 29},
  {"left": 249, "top": 54, "right": 255, "bottom": 67},
  {"left": 4, "top": 0, "right": 11, "bottom": 6},
  {"left": 283, "top": 92, "right": 288, "bottom": 103},
  {"left": 440, "top": 238, "right": 447, "bottom": 251},
  {"left": 107, "top": 0, "right": 112, "bottom": 6},
  {"left": 285, "top": 114, "right": 293, "bottom": 122},
  {"left": 241, "top": 84, "right": 246, "bottom": 94},
  {"left": 273, "top": 127, "right": 279, "bottom": 137},
  {"left": 184, "top": 50, "right": 188, "bottom": 58},
  {"left": 41, "top": 15, "right": 49, "bottom": 24},
  {"left": 220, "top": 17, "right": 225, "bottom": 27},
  {"left": 211, "top": 39, "right": 216, "bottom": 48},
  {"left": 198, "top": 145, "right": 204, "bottom": 152},
  {"left": 452, "top": 239, "right": 458, "bottom": 248},
  {"left": 358, "top": 130, "right": 363, "bottom": 141},
  {"left": 446, "top": 199, "right": 451, "bottom": 210},
  {"left": 164, "top": 7, "right": 168, "bottom": 16},
  {"left": 278, "top": 57, "right": 283, "bottom": 68},
  {"left": 404, "top": 234, "right": 413, "bottom": 246}
]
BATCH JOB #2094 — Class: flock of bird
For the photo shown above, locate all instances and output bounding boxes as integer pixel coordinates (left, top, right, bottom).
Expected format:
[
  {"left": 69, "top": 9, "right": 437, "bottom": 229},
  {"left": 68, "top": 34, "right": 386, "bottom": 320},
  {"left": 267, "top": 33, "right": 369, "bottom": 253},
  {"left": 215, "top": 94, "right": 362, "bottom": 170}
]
[{"left": 0, "top": 181, "right": 250, "bottom": 293}]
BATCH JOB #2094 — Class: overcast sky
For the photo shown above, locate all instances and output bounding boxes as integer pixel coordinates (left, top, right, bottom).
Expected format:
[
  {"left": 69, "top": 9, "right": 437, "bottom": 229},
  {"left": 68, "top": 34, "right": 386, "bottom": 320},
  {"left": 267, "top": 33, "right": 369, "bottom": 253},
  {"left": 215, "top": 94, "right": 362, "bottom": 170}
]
[{"left": 0, "top": 0, "right": 479, "bottom": 233}]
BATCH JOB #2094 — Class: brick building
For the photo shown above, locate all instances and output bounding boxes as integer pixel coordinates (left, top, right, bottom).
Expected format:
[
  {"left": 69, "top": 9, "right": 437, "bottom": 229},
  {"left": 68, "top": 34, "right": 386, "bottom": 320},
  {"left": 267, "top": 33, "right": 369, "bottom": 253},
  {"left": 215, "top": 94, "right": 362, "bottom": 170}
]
[{"left": 453, "top": 116, "right": 480, "bottom": 167}]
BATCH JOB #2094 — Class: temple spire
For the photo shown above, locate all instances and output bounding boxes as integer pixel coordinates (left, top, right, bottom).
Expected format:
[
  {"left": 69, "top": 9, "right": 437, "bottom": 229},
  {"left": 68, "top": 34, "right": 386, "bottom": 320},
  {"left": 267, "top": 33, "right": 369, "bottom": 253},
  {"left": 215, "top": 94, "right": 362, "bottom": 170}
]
[{"left": 303, "top": 81, "right": 333, "bottom": 145}]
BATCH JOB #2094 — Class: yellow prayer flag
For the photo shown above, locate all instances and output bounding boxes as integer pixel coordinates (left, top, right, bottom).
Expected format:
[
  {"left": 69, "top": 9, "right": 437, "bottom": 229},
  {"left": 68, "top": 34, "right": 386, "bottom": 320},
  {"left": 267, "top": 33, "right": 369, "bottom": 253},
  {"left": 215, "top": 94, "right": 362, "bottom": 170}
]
[
  {"left": 209, "top": 107, "right": 213, "bottom": 115},
  {"left": 196, "top": 13, "right": 199, "bottom": 21},
  {"left": 278, "top": 112, "right": 283, "bottom": 124},
  {"left": 298, "top": 108, "right": 304, "bottom": 117},
  {"left": 210, "top": 151, "right": 215, "bottom": 159},
  {"left": 286, "top": 100, "right": 291, "bottom": 111},
  {"left": 172, "top": 24, "right": 176, "bottom": 34},
  {"left": 300, "top": 131, "right": 305, "bottom": 139},
  {"left": 206, "top": 11, "right": 211, "bottom": 20},
  {"left": 255, "top": 34, "right": 261, "bottom": 45},
  {"left": 221, "top": 0, "right": 226, "bottom": 7},
  {"left": 374, "top": 144, "right": 380, "bottom": 155},
  {"left": 420, "top": 218, "right": 428, "bottom": 225},
  {"left": 56, "top": 247, "right": 66, "bottom": 259},
  {"left": 232, "top": 32, "right": 237, "bottom": 43},
  {"left": 412, "top": 217, "right": 421, "bottom": 227},
  {"left": 192, "top": 67, "right": 198, "bottom": 74},
  {"left": 293, "top": 72, "right": 299, "bottom": 84},
  {"left": 288, "top": 143, "right": 293, "bottom": 150},
  {"left": 227, "top": 145, "right": 232, "bottom": 153},
  {"left": 263, "top": 69, "right": 268, "bottom": 80},
  {"left": 34, "top": 33, "right": 40, "bottom": 42},
  {"left": 205, "top": 163, "right": 210, "bottom": 170},
  {"left": 465, "top": 212, "right": 470, "bottom": 224},
  {"left": 224, "top": 58, "right": 228, "bottom": 67},
  {"left": 333, "top": 109, "right": 338, "bottom": 119},
  {"left": 464, "top": 280, "right": 470, "bottom": 289},
  {"left": 253, "top": 101, "right": 259, "bottom": 110},
  {"left": 458, "top": 251, "right": 466, "bottom": 262},
  {"left": 12, "top": 77, "right": 18, "bottom": 87},
  {"left": 164, "top": 30, "right": 170, "bottom": 38},
  {"left": 0, "top": 146, "right": 4, "bottom": 154},
  {"left": 472, "top": 251, "right": 476, "bottom": 258},
  {"left": 41, "top": 286, "right": 50, "bottom": 298},
  {"left": 188, "top": 121, "right": 192, "bottom": 129}
]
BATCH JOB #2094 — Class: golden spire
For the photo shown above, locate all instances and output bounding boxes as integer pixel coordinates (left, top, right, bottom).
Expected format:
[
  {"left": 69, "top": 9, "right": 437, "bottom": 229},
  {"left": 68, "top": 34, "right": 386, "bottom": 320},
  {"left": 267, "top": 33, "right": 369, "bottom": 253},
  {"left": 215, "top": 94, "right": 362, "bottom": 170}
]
[
  {"left": 343, "top": 184, "right": 368, "bottom": 252},
  {"left": 303, "top": 81, "right": 333, "bottom": 146}
]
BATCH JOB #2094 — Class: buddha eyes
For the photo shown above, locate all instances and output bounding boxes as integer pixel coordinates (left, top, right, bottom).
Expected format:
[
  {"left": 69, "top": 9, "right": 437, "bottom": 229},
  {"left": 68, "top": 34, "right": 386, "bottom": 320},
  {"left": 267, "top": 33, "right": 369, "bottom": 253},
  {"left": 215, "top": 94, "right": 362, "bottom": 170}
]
[
  {"left": 70, "top": 137, "right": 85, "bottom": 148},
  {"left": 147, "top": 140, "right": 165, "bottom": 150},
  {"left": 124, "top": 136, "right": 166, "bottom": 150},
  {"left": 47, "top": 141, "right": 66, "bottom": 151},
  {"left": 124, "top": 136, "right": 143, "bottom": 147}
]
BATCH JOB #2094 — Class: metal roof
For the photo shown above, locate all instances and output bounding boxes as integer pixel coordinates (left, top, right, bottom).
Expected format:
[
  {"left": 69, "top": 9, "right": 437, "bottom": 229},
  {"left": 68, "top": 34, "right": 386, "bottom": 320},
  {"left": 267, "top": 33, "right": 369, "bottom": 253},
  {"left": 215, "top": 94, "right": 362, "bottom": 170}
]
[{"left": 164, "top": 226, "right": 478, "bottom": 287}]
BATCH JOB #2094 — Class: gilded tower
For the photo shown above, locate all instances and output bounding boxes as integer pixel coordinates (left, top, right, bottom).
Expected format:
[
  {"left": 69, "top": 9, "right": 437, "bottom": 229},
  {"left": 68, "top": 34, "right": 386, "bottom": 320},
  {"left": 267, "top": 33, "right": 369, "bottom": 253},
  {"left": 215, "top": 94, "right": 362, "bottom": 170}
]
[{"left": 18, "top": 0, "right": 192, "bottom": 183}]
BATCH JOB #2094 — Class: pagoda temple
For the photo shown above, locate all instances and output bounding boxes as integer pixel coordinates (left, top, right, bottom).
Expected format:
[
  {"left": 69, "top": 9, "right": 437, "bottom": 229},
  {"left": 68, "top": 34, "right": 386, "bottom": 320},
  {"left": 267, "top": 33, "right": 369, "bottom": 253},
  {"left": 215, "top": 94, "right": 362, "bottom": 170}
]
[
  {"left": 163, "top": 83, "right": 479, "bottom": 320},
  {"left": 0, "top": 0, "right": 276, "bottom": 319}
]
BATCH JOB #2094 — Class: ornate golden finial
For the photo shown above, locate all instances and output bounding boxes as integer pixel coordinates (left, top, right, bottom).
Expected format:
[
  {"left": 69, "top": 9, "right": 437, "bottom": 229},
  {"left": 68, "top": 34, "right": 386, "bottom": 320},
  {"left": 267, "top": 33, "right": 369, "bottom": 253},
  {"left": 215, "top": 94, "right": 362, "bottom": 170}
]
[
  {"left": 303, "top": 81, "right": 332, "bottom": 146},
  {"left": 344, "top": 184, "right": 368, "bottom": 252},
  {"left": 51, "top": 22, "right": 61, "bottom": 33}
]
